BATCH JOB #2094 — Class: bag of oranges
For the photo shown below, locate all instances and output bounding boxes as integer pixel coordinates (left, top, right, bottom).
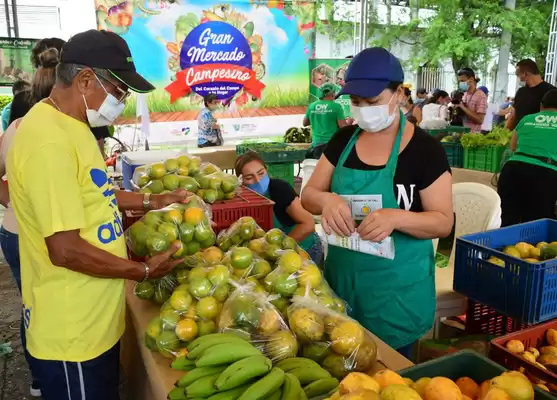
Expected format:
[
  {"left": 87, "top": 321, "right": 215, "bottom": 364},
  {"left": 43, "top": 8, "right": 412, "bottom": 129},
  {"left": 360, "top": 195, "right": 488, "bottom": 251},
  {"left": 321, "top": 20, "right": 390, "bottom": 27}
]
[
  {"left": 287, "top": 294, "right": 377, "bottom": 379},
  {"left": 194, "top": 162, "right": 240, "bottom": 204},
  {"left": 216, "top": 216, "right": 266, "bottom": 252},
  {"left": 218, "top": 281, "right": 298, "bottom": 363},
  {"left": 132, "top": 154, "right": 202, "bottom": 194}
]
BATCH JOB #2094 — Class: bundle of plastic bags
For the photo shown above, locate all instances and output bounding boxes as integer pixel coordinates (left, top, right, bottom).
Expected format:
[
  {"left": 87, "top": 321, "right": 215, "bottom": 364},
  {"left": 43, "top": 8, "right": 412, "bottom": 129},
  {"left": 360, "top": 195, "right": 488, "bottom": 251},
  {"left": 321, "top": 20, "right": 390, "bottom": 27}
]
[
  {"left": 287, "top": 294, "right": 377, "bottom": 379},
  {"left": 219, "top": 282, "right": 298, "bottom": 363},
  {"left": 132, "top": 154, "right": 202, "bottom": 194}
]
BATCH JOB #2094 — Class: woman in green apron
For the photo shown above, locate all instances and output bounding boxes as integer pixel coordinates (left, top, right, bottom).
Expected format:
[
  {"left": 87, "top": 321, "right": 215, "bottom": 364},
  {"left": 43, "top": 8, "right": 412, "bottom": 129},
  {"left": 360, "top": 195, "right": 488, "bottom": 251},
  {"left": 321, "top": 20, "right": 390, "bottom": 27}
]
[
  {"left": 235, "top": 151, "right": 324, "bottom": 264},
  {"left": 301, "top": 47, "right": 454, "bottom": 358}
]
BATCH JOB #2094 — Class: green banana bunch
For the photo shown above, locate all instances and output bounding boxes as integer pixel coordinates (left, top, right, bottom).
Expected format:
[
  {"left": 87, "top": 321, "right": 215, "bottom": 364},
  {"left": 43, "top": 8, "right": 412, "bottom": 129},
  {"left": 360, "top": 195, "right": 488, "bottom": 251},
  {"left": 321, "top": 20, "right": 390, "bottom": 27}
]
[
  {"left": 196, "top": 341, "right": 261, "bottom": 368},
  {"left": 206, "top": 383, "right": 251, "bottom": 400},
  {"left": 304, "top": 377, "right": 340, "bottom": 398},
  {"left": 176, "top": 366, "right": 227, "bottom": 388},
  {"left": 167, "top": 387, "right": 187, "bottom": 400},
  {"left": 186, "top": 373, "right": 221, "bottom": 398},
  {"left": 187, "top": 333, "right": 247, "bottom": 360},
  {"left": 171, "top": 356, "right": 196, "bottom": 371},
  {"left": 215, "top": 355, "right": 272, "bottom": 391},
  {"left": 267, "top": 389, "right": 282, "bottom": 400},
  {"left": 276, "top": 357, "right": 321, "bottom": 372},
  {"left": 289, "top": 367, "right": 331, "bottom": 385},
  {"left": 280, "top": 373, "right": 304, "bottom": 400},
  {"left": 238, "top": 367, "right": 285, "bottom": 400}
]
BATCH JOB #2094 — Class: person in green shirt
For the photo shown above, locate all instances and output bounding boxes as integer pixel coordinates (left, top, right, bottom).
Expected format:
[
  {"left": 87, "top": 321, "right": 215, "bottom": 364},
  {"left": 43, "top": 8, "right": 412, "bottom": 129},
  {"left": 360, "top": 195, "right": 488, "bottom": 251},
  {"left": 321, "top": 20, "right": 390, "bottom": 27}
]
[
  {"left": 498, "top": 89, "right": 557, "bottom": 226},
  {"left": 304, "top": 83, "right": 348, "bottom": 158}
]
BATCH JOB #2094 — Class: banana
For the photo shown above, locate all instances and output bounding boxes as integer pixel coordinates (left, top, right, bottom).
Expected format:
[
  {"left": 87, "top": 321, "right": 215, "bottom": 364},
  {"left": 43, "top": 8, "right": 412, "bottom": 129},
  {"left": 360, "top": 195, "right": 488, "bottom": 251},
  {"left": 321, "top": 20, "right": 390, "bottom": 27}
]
[
  {"left": 207, "top": 383, "right": 251, "bottom": 400},
  {"left": 304, "top": 377, "right": 340, "bottom": 398},
  {"left": 238, "top": 367, "right": 285, "bottom": 400},
  {"left": 176, "top": 366, "right": 227, "bottom": 388},
  {"left": 171, "top": 356, "right": 196, "bottom": 371},
  {"left": 299, "top": 390, "right": 308, "bottom": 400},
  {"left": 281, "top": 373, "right": 303, "bottom": 400},
  {"left": 167, "top": 387, "right": 187, "bottom": 400},
  {"left": 289, "top": 367, "right": 331, "bottom": 385},
  {"left": 215, "top": 355, "right": 272, "bottom": 391},
  {"left": 186, "top": 373, "right": 221, "bottom": 398},
  {"left": 187, "top": 334, "right": 247, "bottom": 360},
  {"left": 196, "top": 342, "right": 261, "bottom": 368},
  {"left": 275, "top": 357, "right": 321, "bottom": 372},
  {"left": 267, "top": 388, "right": 282, "bottom": 400}
]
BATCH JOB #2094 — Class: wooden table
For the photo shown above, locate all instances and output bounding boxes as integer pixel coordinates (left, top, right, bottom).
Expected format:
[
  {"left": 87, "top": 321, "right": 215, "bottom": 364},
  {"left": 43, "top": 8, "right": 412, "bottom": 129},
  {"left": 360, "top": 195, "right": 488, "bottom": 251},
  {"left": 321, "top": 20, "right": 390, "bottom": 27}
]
[{"left": 121, "top": 281, "right": 413, "bottom": 400}]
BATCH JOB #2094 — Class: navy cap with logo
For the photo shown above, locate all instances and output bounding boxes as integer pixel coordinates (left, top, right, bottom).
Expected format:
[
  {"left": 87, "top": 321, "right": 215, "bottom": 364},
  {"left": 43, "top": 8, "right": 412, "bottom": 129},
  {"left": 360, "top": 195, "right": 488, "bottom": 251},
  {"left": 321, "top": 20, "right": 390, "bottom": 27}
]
[
  {"left": 60, "top": 29, "right": 155, "bottom": 93},
  {"left": 336, "top": 47, "right": 404, "bottom": 99}
]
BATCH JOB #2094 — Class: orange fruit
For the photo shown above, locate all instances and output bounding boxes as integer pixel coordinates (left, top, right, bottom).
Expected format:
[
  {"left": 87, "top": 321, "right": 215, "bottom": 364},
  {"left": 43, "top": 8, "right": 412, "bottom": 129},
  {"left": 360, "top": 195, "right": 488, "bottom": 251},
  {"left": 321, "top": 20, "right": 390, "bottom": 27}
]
[
  {"left": 175, "top": 318, "right": 198, "bottom": 341},
  {"left": 184, "top": 207, "right": 205, "bottom": 225},
  {"left": 455, "top": 377, "right": 479, "bottom": 399},
  {"left": 298, "top": 264, "right": 322, "bottom": 288},
  {"left": 278, "top": 250, "right": 302, "bottom": 273}
]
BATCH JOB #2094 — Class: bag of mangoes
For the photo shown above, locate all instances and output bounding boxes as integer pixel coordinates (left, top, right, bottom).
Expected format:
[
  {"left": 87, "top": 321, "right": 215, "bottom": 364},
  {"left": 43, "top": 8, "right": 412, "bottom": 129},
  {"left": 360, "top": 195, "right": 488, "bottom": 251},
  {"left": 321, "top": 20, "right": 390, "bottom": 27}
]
[
  {"left": 287, "top": 294, "right": 377, "bottom": 379},
  {"left": 218, "top": 281, "right": 298, "bottom": 363},
  {"left": 132, "top": 154, "right": 202, "bottom": 194},
  {"left": 216, "top": 216, "right": 266, "bottom": 252},
  {"left": 194, "top": 162, "right": 240, "bottom": 204},
  {"left": 262, "top": 250, "right": 347, "bottom": 315}
]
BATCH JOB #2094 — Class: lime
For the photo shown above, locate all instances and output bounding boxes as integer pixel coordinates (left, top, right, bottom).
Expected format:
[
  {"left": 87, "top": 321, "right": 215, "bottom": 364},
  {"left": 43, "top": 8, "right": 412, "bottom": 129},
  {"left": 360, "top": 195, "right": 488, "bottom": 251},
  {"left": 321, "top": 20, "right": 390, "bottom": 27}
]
[
  {"left": 186, "top": 241, "right": 201, "bottom": 255},
  {"left": 177, "top": 155, "right": 191, "bottom": 168},
  {"left": 160, "top": 309, "right": 181, "bottom": 330},
  {"left": 239, "top": 224, "right": 254, "bottom": 240},
  {"left": 146, "top": 316, "right": 162, "bottom": 339},
  {"left": 282, "top": 236, "right": 297, "bottom": 250},
  {"left": 208, "top": 177, "right": 222, "bottom": 191},
  {"left": 134, "top": 281, "right": 154, "bottom": 300},
  {"left": 188, "top": 266, "right": 207, "bottom": 281},
  {"left": 163, "top": 209, "right": 183, "bottom": 224},
  {"left": 199, "top": 233, "right": 216, "bottom": 249},
  {"left": 196, "top": 296, "right": 219, "bottom": 320},
  {"left": 153, "top": 285, "right": 171, "bottom": 305},
  {"left": 169, "top": 290, "right": 193, "bottom": 311},
  {"left": 137, "top": 174, "right": 150, "bottom": 188},
  {"left": 189, "top": 277, "right": 212, "bottom": 298},
  {"left": 303, "top": 342, "right": 331, "bottom": 363},
  {"left": 163, "top": 174, "right": 180, "bottom": 191},
  {"left": 147, "top": 232, "right": 170, "bottom": 255},
  {"left": 265, "top": 244, "right": 281, "bottom": 261},
  {"left": 221, "top": 177, "right": 238, "bottom": 193},
  {"left": 148, "top": 162, "right": 166, "bottom": 179},
  {"left": 274, "top": 273, "right": 298, "bottom": 297},
  {"left": 197, "top": 320, "right": 217, "bottom": 336},
  {"left": 265, "top": 229, "right": 285, "bottom": 245},
  {"left": 203, "top": 189, "right": 218, "bottom": 204},
  {"left": 164, "top": 158, "right": 179, "bottom": 172},
  {"left": 278, "top": 250, "right": 303, "bottom": 274},
  {"left": 208, "top": 264, "right": 231, "bottom": 285},
  {"left": 158, "top": 222, "right": 179, "bottom": 243},
  {"left": 224, "top": 192, "right": 235, "bottom": 200},
  {"left": 230, "top": 247, "right": 253, "bottom": 269},
  {"left": 156, "top": 330, "right": 180, "bottom": 353},
  {"left": 194, "top": 225, "right": 213, "bottom": 243},
  {"left": 147, "top": 179, "right": 164, "bottom": 194},
  {"left": 178, "top": 222, "right": 195, "bottom": 243},
  {"left": 139, "top": 187, "right": 152, "bottom": 194},
  {"left": 213, "top": 284, "right": 229, "bottom": 302},
  {"left": 175, "top": 318, "right": 198, "bottom": 341},
  {"left": 198, "top": 175, "right": 210, "bottom": 189},
  {"left": 176, "top": 269, "right": 189, "bottom": 284},
  {"left": 254, "top": 228, "right": 265, "bottom": 239},
  {"left": 269, "top": 297, "right": 289, "bottom": 314},
  {"left": 179, "top": 177, "right": 198, "bottom": 192},
  {"left": 251, "top": 260, "right": 271, "bottom": 279},
  {"left": 216, "top": 189, "right": 224, "bottom": 201},
  {"left": 143, "top": 211, "right": 163, "bottom": 227},
  {"left": 299, "top": 264, "right": 322, "bottom": 288},
  {"left": 177, "top": 166, "right": 189, "bottom": 176},
  {"left": 129, "top": 222, "right": 152, "bottom": 257}
]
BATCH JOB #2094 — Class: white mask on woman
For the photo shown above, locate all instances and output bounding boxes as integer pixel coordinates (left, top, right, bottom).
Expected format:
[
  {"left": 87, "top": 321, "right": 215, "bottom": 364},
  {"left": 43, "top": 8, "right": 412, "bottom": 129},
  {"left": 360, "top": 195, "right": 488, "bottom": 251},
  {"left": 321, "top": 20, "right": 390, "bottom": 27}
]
[{"left": 350, "top": 95, "right": 397, "bottom": 132}]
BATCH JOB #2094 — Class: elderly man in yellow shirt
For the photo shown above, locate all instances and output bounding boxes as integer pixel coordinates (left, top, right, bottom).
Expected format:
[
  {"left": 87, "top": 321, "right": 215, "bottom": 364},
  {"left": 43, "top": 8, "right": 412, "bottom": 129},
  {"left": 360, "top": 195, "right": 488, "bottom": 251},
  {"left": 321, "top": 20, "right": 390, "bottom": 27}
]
[{"left": 6, "top": 29, "right": 185, "bottom": 400}]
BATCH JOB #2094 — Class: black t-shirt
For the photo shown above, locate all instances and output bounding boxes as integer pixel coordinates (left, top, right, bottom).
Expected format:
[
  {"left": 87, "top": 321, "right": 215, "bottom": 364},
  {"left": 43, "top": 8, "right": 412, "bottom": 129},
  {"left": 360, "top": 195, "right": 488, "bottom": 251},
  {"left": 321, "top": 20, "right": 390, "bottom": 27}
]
[
  {"left": 268, "top": 178, "right": 298, "bottom": 227},
  {"left": 323, "top": 125, "right": 451, "bottom": 212},
  {"left": 91, "top": 126, "right": 111, "bottom": 140},
  {"left": 514, "top": 81, "right": 556, "bottom": 126}
]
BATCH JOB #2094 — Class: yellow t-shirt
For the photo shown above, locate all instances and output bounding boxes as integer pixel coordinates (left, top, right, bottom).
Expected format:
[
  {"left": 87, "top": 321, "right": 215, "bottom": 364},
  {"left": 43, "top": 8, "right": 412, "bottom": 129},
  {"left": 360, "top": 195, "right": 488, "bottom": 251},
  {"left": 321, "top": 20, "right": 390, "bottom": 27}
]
[{"left": 7, "top": 102, "right": 127, "bottom": 362}]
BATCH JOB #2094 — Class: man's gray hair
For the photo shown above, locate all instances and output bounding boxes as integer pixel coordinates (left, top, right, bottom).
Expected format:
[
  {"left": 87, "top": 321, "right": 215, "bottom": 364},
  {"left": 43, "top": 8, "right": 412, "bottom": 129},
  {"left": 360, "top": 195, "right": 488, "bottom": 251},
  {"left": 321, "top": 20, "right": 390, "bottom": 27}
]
[{"left": 55, "top": 63, "right": 111, "bottom": 86}]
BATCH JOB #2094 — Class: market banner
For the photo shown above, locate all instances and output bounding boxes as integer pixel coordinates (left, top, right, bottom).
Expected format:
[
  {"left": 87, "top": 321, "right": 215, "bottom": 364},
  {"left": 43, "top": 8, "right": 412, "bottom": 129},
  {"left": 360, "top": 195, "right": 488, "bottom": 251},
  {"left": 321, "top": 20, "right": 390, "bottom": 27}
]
[
  {"left": 308, "top": 58, "right": 352, "bottom": 117},
  {"left": 0, "top": 37, "right": 38, "bottom": 86},
  {"left": 94, "top": 0, "right": 317, "bottom": 121}
]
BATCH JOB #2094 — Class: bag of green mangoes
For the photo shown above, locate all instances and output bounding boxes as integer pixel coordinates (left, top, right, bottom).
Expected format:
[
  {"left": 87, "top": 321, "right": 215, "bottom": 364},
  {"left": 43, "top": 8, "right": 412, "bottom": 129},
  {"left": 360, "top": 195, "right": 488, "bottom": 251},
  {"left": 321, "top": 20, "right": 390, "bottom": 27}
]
[
  {"left": 287, "top": 294, "right": 377, "bottom": 379},
  {"left": 131, "top": 154, "right": 202, "bottom": 194},
  {"left": 262, "top": 251, "right": 347, "bottom": 315},
  {"left": 194, "top": 162, "right": 240, "bottom": 204},
  {"left": 216, "top": 216, "right": 266, "bottom": 252},
  {"left": 218, "top": 281, "right": 298, "bottom": 363}
]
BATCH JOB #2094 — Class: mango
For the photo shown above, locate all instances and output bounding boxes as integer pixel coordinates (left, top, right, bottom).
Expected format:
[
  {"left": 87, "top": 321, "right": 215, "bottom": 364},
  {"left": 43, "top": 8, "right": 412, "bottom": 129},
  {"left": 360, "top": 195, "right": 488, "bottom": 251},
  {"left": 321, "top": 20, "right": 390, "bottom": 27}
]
[
  {"left": 456, "top": 377, "right": 479, "bottom": 399},
  {"left": 339, "top": 373, "right": 380, "bottom": 394},
  {"left": 372, "top": 370, "right": 405, "bottom": 390},
  {"left": 424, "top": 377, "right": 463, "bottom": 400}
]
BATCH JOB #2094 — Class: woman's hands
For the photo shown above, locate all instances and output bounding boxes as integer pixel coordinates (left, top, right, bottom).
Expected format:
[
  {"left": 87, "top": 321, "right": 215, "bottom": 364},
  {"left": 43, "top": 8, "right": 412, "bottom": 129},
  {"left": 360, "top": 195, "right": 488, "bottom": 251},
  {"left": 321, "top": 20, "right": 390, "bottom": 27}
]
[
  {"left": 357, "top": 209, "right": 401, "bottom": 242},
  {"left": 321, "top": 193, "right": 355, "bottom": 236}
]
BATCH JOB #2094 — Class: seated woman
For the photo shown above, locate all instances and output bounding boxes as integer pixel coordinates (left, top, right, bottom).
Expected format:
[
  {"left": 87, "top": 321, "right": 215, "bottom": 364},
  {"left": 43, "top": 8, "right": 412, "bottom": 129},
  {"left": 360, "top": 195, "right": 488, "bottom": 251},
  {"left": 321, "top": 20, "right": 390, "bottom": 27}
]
[
  {"left": 420, "top": 90, "right": 450, "bottom": 130},
  {"left": 235, "top": 151, "right": 324, "bottom": 264}
]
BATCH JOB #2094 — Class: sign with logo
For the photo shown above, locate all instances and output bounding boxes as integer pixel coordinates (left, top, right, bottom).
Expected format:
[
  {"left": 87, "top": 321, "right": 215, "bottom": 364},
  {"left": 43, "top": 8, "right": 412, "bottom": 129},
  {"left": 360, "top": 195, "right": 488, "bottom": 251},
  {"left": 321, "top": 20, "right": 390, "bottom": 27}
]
[
  {"left": 0, "top": 37, "right": 38, "bottom": 87},
  {"left": 166, "top": 21, "right": 265, "bottom": 102}
]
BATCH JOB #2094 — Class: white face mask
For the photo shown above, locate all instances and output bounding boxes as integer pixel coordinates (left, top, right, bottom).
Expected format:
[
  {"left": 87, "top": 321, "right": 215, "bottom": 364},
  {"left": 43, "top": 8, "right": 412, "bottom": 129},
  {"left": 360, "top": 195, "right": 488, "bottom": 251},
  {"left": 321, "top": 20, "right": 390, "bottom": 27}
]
[
  {"left": 350, "top": 95, "right": 397, "bottom": 132},
  {"left": 83, "top": 76, "right": 126, "bottom": 127}
]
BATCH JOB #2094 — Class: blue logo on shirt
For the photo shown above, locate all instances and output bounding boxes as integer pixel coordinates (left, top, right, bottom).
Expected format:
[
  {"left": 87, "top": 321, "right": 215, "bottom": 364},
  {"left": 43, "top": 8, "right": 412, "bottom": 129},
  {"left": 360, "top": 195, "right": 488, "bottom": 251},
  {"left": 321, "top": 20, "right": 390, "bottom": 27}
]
[
  {"left": 22, "top": 303, "right": 31, "bottom": 329},
  {"left": 90, "top": 168, "right": 123, "bottom": 244}
]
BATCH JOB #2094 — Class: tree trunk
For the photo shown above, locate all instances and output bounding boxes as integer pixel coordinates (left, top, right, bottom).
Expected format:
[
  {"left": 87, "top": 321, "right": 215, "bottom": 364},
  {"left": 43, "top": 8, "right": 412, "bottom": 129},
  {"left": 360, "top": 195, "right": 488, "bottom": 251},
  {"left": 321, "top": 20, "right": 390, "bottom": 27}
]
[{"left": 493, "top": 0, "right": 516, "bottom": 104}]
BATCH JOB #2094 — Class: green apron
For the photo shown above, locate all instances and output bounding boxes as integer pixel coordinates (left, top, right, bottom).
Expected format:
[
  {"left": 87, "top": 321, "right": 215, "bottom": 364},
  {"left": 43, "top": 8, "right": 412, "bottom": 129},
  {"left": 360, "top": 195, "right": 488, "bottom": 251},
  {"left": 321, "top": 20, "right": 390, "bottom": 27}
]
[
  {"left": 272, "top": 213, "right": 317, "bottom": 251},
  {"left": 324, "top": 117, "right": 435, "bottom": 349}
]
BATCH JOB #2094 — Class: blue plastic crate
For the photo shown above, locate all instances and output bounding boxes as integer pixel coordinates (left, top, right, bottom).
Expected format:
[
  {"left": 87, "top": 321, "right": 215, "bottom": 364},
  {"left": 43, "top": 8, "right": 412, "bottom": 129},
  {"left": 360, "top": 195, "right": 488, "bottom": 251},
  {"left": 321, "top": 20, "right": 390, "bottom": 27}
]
[{"left": 454, "top": 219, "right": 557, "bottom": 324}]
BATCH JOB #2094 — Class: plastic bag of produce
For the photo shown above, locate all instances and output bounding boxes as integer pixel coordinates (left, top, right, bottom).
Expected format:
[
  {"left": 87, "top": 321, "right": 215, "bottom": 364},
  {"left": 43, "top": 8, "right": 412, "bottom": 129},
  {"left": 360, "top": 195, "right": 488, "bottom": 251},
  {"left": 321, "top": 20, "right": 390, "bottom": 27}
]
[
  {"left": 218, "top": 245, "right": 274, "bottom": 287},
  {"left": 216, "top": 216, "right": 266, "bottom": 252},
  {"left": 244, "top": 228, "right": 307, "bottom": 263},
  {"left": 287, "top": 295, "right": 377, "bottom": 379},
  {"left": 219, "top": 281, "right": 298, "bottom": 363},
  {"left": 132, "top": 154, "right": 202, "bottom": 194},
  {"left": 263, "top": 250, "right": 347, "bottom": 314},
  {"left": 195, "top": 164, "right": 240, "bottom": 204}
]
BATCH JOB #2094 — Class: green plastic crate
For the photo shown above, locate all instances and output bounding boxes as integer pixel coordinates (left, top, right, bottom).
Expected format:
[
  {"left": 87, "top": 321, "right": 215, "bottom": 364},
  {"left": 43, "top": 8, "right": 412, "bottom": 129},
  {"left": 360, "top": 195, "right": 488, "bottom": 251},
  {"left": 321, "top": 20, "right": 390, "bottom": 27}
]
[
  {"left": 441, "top": 142, "right": 464, "bottom": 168},
  {"left": 236, "top": 142, "right": 306, "bottom": 164},
  {"left": 400, "top": 350, "right": 553, "bottom": 399},
  {"left": 426, "top": 126, "right": 471, "bottom": 136},
  {"left": 267, "top": 163, "right": 294, "bottom": 186},
  {"left": 463, "top": 146, "right": 507, "bottom": 173}
]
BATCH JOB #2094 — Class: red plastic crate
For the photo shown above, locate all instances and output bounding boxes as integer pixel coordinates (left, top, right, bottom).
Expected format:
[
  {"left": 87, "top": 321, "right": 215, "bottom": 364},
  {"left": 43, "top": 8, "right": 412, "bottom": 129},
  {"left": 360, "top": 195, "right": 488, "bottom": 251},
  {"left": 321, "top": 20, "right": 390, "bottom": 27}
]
[
  {"left": 466, "top": 299, "right": 531, "bottom": 336},
  {"left": 122, "top": 186, "right": 274, "bottom": 234},
  {"left": 490, "top": 320, "right": 557, "bottom": 388}
]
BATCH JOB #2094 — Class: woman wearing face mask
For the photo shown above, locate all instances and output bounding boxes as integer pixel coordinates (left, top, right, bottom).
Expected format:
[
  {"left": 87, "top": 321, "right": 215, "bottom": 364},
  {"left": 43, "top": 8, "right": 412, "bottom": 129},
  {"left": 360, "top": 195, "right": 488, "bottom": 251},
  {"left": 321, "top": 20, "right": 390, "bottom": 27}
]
[
  {"left": 235, "top": 151, "right": 324, "bottom": 264},
  {"left": 400, "top": 86, "right": 422, "bottom": 125},
  {"left": 301, "top": 47, "right": 454, "bottom": 358},
  {"left": 198, "top": 93, "right": 223, "bottom": 148}
]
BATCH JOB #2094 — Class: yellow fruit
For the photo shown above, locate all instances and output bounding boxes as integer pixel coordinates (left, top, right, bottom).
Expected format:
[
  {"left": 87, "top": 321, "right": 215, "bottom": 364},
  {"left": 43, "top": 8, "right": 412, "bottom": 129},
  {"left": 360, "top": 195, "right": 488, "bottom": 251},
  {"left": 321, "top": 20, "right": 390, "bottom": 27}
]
[
  {"left": 278, "top": 250, "right": 303, "bottom": 273},
  {"left": 478, "top": 380, "right": 491, "bottom": 400},
  {"left": 203, "top": 246, "right": 224, "bottom": 264},
  {"left": 535, "top": 361, "right": 547, "bottom": 370},
  {"left": 490, "top": 373, "right": 534, "bottom": 400},
  {"left": 540, "top": 345, "right": 557, "bottom": 356},
  {"left": 372, "top": 370, "right": 405, "bottom": 390},
  {"left": 169, "top": 290, "right": 193, "bottom": 312},
  {"left": 289, "top": 308, "right": 325, "bottom": 342},
  {"left": 259, "top": 309, "right": 281, "bottom": 335},
  {"left": 489, "top": 257, "right": 505, "bottom": 267},
  {"left": 536, "top": 242, "right": 548, "bottom": 249},
  {"left": 298, "top": 264, "right": 322, "bottom": 289},
  {"left": 380, "top": 384, "right": 422, "bottom": 400},
  {"left": 184, "top": 207, "right": 205, "bottom": 225},
  {"left": 527, "top": 347, "right": 540, "bottom": 359},
  {"left": 530, "top": 247, "right": 541, "bottom": 259},
  {"left": 523, "top": 258, "right": 539, "bottom": 263},
  {"left": 546, "top": 328, "right": 557, "bottom": 346},
  {"left": 196, "top": 296, "right": 219, "bottom": 320},
  {"left": 424, "top": 377, "right": 463, "bottom": 400},
  {"left": 515, "top": 242, "right": 534, "bottom": 259},
  {"left": 505, "top": 340, "right": 525, "bottom": 354},
  {"left": 522, "top": 352, "right": 536, "bottom": 363},
  {"left": 537, "top": 383, "right": 549, "bottom": 392},
  {"left": 503, "top": 246, "right": 522, "bottom": 259},
  {"left": 164, "top": 209, "right": 183, "bottom": 224},
  {"left": 403, "top": 378, "right": 413, "bottom": 386},
  {"left": 175, "top": 318, "right": 198, "bottom": 341},
  {"left": 483, "top": 388, "right": 511, "bottom": 400},
  {"left": 456, "top": 377, "right": 479, "bottom": 399},
  {"left": 329, "top": 391, "right": 341, "bottom": 400},
  {"left": 340, "top": 390, "right": 380, "bottom": 400},
  {"left": 207, "top": 264, "right": 230, "bottom": 286},
  {"left": 339, "top": 372, "right": 380, "bottom": 395},
  {"left": 330, "top": 321, "right": 365, "bottom": 356},
  {"left": 230, "top": 247, "right": 253, "bottom": 269},
  {"left": 412, "top": 377, "right": 431, "bottom": 397}
]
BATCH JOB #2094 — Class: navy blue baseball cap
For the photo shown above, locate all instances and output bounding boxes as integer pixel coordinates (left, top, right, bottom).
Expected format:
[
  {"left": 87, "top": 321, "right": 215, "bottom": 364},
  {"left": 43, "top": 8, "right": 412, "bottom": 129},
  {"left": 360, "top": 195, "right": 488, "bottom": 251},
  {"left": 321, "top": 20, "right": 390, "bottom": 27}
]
[
  {"left": 336, "top": 47, "right": 404, "bottom": 99},
  {"left": 478, "top": 86, "right": 489, "bottom": 94}
]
